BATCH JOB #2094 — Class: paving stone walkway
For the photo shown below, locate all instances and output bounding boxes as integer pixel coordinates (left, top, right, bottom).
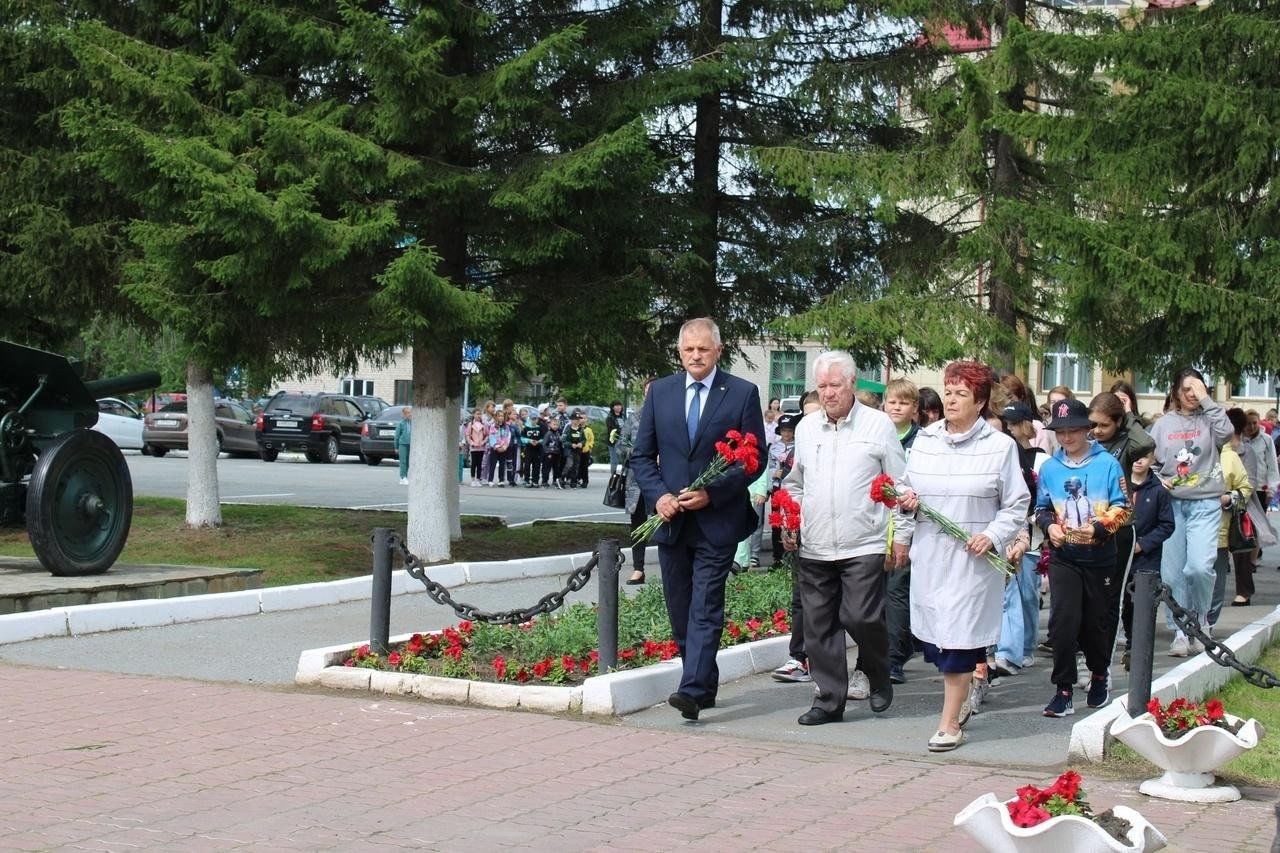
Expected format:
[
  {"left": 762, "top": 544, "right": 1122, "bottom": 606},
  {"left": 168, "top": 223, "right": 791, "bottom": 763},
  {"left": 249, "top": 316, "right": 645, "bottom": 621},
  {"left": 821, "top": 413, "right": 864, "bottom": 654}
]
[{"left": 0, "top": 663, "right": 1275, "bottom": 851}]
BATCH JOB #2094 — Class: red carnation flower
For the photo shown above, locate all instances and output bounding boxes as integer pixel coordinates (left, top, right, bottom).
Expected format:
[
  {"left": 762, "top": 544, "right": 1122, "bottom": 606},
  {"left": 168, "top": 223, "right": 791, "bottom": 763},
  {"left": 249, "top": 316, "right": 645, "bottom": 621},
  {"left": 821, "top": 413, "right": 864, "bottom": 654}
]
[
  {"left": 387, "top": 652, "right": 402, "bottom": 667},
  {"left": 492, "top": 656, "right": 507, "bottom": 680}
]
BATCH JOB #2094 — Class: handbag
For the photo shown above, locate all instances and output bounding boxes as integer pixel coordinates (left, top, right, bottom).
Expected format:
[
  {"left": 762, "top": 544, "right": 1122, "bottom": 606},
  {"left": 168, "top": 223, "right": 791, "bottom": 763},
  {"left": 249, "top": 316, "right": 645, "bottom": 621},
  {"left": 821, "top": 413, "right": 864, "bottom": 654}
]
[
  {"left": 603, "top": 468, "right": 627, "bottom": 509},
  {"left": 1227, "top": 505, "right": 1257, "bottom": 554}
]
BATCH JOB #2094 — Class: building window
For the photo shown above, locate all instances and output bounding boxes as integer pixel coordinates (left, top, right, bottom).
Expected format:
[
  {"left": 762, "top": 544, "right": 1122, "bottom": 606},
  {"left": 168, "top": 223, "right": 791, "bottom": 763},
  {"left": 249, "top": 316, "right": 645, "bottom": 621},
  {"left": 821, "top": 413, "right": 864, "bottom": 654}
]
[
  {"left": 393, "top": 380, "right": 413, "bottom": 406},
  {"left": 1134, "top": 372, "right": 1167, "bottom": 396},
  {"left": 342, "top": 378, "right": 374, "bottom": 396},
  {"left": 1040, "top": 338, "right": 1093, "bottom": 393},
  {"left": 1235, "top": 371, "right": 1276, "bottom": 400},
  {"left": 769, "top": 351, "right": 807, "bottom": 401}
]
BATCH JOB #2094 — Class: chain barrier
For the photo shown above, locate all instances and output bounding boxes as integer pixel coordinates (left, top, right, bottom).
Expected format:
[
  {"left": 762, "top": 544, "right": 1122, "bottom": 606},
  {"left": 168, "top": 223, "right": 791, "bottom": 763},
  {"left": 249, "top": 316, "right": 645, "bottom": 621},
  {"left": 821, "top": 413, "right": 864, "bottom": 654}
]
[
  {"left": 1156, "top": 583, "right": 1280, "bottom": 689},
  {"left": 384, "top": 531, "right": 621, "bottom": 625}
]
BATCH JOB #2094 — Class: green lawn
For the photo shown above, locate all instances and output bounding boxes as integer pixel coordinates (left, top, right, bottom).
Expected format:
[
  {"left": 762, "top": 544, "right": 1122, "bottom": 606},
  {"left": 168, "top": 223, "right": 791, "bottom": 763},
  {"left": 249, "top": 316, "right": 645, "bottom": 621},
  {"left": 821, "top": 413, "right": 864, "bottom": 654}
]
[
  {"left": 0, "top": 497, "right": 629, "bottom": 587},
  {"left": 1105, "top": 643, "right": 1280, "bottom": 787}
]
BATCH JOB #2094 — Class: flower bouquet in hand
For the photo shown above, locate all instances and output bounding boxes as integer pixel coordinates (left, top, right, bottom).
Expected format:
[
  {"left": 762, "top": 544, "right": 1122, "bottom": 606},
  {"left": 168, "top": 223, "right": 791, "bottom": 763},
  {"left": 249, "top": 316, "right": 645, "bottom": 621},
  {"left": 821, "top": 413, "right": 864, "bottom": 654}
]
[
  {"left": 768, "top": 488, "right": 801, "bottom": 570},
  {"left": 632, "top": 430, "right": 761, "bottom": 543},
  {"left": 870, "top": 473, "right": 1015, "bottom": 577}
]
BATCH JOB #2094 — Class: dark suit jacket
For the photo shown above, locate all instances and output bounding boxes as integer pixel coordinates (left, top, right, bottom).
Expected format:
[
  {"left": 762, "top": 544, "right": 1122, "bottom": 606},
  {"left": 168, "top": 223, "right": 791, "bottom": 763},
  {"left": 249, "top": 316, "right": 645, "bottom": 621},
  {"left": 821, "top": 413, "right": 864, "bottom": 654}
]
[{"left": 629, "top": 370, "right": 767, "bottom": 548}]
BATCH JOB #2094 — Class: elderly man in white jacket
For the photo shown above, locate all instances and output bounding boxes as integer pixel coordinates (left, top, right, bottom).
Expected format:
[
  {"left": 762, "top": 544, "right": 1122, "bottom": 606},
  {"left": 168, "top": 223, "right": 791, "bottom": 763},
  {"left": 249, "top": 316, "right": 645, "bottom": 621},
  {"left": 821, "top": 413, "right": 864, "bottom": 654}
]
[{"left": 781, "top": 351, "right": 907, "bottom": 725}]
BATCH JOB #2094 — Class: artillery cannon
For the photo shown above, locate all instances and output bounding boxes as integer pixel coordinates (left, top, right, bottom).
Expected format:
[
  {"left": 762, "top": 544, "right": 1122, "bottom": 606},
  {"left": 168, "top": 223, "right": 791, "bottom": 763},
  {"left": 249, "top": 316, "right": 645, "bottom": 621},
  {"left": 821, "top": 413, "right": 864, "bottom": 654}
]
[{"left": 0, "top": 340, "right": 160, "bottom": 576}]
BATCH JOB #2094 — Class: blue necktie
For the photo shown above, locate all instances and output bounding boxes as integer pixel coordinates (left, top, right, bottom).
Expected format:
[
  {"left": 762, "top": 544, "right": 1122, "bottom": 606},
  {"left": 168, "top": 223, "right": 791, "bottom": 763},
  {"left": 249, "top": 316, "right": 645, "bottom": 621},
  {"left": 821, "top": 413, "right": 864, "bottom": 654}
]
[{"left": 687, "top": 382, "right": 702, "bottom": 444}]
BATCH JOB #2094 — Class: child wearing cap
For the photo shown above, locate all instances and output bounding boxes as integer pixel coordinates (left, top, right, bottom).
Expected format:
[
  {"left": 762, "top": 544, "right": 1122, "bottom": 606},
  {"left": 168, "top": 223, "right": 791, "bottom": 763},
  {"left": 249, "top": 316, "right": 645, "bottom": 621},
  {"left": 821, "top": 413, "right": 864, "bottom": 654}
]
[{"left": 1034, "top": 398, "right": 1132, "bottom": 718}]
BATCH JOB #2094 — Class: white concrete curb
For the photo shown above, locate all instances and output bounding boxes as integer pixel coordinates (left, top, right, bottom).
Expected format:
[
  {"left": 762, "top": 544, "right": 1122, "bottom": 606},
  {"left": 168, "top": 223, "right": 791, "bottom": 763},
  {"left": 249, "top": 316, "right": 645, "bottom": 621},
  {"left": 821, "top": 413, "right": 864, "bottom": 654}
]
[
  {"left": 295, "top": 633, "right": 793, "bottom": 717},
  {"left": 0, "top": 550, "right": 592, "bottom": 644},
  {"left": 1068, "top": 604, "right": 1280, "bottom": 763}
]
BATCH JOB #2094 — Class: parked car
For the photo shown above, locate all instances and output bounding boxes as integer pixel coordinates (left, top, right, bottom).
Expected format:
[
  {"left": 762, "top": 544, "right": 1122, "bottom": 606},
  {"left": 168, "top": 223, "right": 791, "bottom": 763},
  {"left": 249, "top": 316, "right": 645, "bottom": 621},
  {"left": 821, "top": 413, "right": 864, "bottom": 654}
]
[
  {"left": 143, "top": 399, "right": 258, "bottom": 457},
  {"left": 141, "top": 391, "right": 187, "bottom": 413},
  {"left": 255, "top": 392, "right": 368, "bottom": 463},
  {"left": 360, "top": 406, "right": 408, "bottom": 465},
  {"left": 354, "top": 395, "right": 392, "bottom": 417},
  {"left": 92, "top": 397, "right": 144, "bottom": 451}
]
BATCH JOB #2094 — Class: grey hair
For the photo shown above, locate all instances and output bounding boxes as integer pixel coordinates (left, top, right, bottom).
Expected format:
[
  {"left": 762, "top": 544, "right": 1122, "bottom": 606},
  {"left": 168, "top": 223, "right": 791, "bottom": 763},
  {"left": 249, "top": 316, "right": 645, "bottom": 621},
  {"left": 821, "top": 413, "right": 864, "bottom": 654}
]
[
  {"left": 813, "top": 350, "right": 857, "bottom": 383},
  {"left": 679, "top": 317, "right": 722, "bottom": 347}
]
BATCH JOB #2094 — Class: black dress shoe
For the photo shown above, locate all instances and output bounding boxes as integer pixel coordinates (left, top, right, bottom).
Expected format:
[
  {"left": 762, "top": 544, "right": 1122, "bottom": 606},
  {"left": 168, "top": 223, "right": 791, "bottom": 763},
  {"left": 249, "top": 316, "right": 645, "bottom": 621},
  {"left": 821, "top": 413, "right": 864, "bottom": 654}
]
[
  {"left": 668, "top": 692, "right": 703, "bottom": 720},
  {"left": 798, "top": 707, "right": 843, "bottom": 726},
  {"left": 869, "top": 684, "right": 893, "bottom": 713},
  {"left": 625, "top": 571, "right": 646, "bottom": 586}
]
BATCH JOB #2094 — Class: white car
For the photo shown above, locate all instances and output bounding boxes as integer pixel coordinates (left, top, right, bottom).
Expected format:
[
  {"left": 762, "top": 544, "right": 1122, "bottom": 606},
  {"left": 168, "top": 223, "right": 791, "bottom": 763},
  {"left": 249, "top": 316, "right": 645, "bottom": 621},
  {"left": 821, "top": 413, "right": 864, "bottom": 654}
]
[{"left": 92, "top": 397, "right": 145, "bottom": 451}]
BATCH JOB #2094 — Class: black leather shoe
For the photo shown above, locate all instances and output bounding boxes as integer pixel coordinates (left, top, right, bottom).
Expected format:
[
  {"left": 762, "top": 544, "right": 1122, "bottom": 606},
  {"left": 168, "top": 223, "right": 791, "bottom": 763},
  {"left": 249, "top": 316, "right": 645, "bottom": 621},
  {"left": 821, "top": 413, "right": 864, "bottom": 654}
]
[
  {"left": 798, "top": 707, "right": 843, "bottom": 726},
  {"left": 869, "top": 685, "right": 893, "bottom": 713},
  {"left": 625, "top": 571, "right": 646, "bottom": 586},
  {"left": 668, "top": 692, "right": 702, "bottom": 720}
]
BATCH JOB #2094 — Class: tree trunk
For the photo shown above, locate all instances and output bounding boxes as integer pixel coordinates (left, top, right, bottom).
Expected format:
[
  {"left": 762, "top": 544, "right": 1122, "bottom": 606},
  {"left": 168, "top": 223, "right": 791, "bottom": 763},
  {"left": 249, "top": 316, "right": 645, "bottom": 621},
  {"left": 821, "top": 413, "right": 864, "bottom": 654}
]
[
  {"left": 407, "top": 341, "right": 452, "bottom": 561},
  {"left": 987, "top": 0, "right": 1029, "bottom": 374},
  {"left": 448, "top": 393, "right": 462, "bottom": 540},
  {"left": 691, "top": 0, "right": 723, "bottom": 308},
  {"left": 184, "top": 361, "right": 222, "bottom": 528}
]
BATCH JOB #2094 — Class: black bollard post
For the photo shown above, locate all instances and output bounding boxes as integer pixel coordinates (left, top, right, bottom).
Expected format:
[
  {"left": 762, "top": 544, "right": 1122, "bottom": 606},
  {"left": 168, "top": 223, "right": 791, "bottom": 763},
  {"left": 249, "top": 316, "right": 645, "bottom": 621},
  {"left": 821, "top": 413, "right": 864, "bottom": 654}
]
[
  {"left": 1127, "top": 571, "right": 1159, "bottom": 718},
  {"left": 597, "top": 538, "right": 621, "bottom": 673},
  {"left": 370, "top": 527, "right": 393, "bottom": 655}
]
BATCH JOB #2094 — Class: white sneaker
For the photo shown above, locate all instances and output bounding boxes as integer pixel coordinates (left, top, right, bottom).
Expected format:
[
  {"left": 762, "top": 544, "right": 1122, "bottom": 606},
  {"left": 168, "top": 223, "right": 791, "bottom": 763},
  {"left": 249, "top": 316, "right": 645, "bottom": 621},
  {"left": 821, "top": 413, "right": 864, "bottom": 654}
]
[
  {"left": 399, "top": 478, "right": 408, "bottom": 485},
  {"left": 1021, "top": 656, "right": 1036, "bottom": 669},
  {"left": 847, "top": 669, "right": 871, "bottom": 700},
  {"left": 968, "top": 675, "right": 989, "bottom": 713},
  {"left": 1168, "top": 634, "right": 1190, "bottom": 658},
  {"left": 771, "top": 659, "right": 812, "bottom": 683}
]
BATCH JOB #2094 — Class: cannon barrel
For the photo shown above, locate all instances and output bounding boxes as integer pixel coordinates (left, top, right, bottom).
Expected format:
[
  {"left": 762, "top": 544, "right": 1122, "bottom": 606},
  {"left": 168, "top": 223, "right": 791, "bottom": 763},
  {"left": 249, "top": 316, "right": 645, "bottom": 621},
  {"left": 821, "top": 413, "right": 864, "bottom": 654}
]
[{"left": 84, "top": 371, "right": 162, "bottom": 400}]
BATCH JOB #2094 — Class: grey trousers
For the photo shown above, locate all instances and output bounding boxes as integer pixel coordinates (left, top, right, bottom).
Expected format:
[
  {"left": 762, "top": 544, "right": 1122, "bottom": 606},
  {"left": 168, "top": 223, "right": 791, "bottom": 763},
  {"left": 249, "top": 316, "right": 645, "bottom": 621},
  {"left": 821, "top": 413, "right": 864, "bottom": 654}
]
[{"left": 798, "top": 553, "right": 890, "bottom": 713}]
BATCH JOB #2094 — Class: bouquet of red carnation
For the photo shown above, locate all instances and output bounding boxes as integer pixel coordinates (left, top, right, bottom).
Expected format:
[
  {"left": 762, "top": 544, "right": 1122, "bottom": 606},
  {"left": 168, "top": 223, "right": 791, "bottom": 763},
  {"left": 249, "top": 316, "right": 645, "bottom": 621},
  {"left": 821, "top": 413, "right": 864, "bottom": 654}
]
[
  {"left": 768, "top": 488, "right": 801, "bottom": 569},
  {"left": 632, "top": 429, "right": 762, "bottom": 543},
  {"left": 1146, "top": 696, "right": 1234, "bottom": 738},
  {"left": 869, "top": 473, "right": 1015, "bottom": 577}
]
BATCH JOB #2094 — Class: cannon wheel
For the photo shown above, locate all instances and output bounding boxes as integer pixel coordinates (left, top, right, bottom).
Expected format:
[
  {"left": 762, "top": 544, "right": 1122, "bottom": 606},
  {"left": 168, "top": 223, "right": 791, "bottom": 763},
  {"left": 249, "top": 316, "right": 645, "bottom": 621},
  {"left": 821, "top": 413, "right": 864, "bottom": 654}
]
[{"left": 26, "top": 429, "right": 133, "bottom": 576}]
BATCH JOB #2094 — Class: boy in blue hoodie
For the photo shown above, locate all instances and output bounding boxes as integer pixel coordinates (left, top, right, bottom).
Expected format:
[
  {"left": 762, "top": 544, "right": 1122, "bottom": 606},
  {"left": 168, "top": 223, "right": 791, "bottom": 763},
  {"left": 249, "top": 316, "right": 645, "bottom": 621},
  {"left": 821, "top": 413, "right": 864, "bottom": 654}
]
[{"left": 1035, "top": 398, "right": 1132, "bottom": 717}]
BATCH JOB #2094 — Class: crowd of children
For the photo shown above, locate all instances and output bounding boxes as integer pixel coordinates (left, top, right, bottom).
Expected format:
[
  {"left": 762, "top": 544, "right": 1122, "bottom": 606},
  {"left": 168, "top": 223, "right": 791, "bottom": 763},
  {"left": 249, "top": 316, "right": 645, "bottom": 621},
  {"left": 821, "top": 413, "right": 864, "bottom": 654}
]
[{"left": 461, "top": 398, "right": 596, "bottom": 489}]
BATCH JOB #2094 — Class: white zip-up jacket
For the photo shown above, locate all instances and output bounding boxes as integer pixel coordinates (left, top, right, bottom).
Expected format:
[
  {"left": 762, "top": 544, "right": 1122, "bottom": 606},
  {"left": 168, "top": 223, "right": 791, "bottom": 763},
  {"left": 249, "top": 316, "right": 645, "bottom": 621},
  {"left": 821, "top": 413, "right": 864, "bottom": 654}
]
[{"left": 782, "top": 402, "right": 907, "bottom": 561}]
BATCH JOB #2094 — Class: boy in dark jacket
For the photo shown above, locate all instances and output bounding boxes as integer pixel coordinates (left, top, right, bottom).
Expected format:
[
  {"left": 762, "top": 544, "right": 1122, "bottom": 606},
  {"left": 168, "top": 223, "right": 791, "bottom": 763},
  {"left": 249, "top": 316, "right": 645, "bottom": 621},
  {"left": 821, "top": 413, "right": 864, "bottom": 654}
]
[{"left": 1121, "top": 449, "right": 1175, "bottom": 667}]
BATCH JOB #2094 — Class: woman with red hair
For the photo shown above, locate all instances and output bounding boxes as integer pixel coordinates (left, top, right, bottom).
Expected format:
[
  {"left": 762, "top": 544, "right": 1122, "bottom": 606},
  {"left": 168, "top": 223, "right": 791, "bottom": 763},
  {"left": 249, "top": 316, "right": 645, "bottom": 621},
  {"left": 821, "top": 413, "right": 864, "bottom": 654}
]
[{"left": 893, "top": 361, "right": 1031, "bottom": 752}]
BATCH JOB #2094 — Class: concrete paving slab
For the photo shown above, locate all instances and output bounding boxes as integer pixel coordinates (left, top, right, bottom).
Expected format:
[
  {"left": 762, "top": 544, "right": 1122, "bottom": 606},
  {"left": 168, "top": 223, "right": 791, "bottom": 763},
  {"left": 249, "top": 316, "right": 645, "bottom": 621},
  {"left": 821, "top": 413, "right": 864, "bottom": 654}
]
[{"left": 0, "top": 663, "right": 1274, "bottom": 852}]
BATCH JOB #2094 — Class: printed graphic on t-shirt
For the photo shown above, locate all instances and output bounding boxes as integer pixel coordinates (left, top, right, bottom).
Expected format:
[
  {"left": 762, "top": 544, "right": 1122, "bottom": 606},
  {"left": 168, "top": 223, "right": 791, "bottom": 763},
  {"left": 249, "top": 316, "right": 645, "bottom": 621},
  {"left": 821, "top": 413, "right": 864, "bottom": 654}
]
[{"left": 1047, "top": 474, "right": 1130, "bottom": 537}]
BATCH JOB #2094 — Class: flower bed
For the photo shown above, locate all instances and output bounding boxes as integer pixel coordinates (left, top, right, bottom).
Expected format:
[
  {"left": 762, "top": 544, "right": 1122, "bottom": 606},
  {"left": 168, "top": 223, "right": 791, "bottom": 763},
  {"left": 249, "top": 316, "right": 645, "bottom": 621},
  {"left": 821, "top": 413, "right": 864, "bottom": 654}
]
[{"left": 342, "top": 569, "right": 793, "bottom": 684}]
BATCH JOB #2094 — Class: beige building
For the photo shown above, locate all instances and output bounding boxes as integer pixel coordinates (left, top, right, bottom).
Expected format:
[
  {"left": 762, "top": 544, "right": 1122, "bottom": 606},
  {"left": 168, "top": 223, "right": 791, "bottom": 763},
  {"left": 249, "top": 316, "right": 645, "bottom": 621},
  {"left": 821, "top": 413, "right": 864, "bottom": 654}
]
[{"left": 284, "top": 339, "right": 1278, "bottom": 420}]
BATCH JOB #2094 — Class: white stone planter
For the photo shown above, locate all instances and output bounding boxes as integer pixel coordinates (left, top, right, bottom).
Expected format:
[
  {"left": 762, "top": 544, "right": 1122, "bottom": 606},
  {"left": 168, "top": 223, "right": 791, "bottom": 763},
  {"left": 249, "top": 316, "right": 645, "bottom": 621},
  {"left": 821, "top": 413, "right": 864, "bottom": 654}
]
[
  {"left": 1110, "top": 709, "right": 1265, "bottom": 803},
  {"left": 954, "top": 792, "right": 1166, "bottom": 853}
]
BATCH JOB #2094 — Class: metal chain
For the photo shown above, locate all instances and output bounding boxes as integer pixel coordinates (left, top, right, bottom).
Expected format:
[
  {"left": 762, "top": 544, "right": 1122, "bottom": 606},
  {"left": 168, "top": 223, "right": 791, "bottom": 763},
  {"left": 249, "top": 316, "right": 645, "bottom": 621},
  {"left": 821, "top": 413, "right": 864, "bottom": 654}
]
[
  {"left": 1156, "top": 583, "right": 1280, "bottom": 688},
  {"left": 386, "top": 531, "right": 622, "bottom": 626}
]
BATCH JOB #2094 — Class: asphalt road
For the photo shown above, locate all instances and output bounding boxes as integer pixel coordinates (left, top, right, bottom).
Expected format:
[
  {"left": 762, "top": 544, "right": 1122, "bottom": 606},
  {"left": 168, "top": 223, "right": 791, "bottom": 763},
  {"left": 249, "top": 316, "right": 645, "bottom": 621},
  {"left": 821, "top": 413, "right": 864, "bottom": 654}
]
[{"left": 124, "top": 451, "right": 628, "bottom": 526}]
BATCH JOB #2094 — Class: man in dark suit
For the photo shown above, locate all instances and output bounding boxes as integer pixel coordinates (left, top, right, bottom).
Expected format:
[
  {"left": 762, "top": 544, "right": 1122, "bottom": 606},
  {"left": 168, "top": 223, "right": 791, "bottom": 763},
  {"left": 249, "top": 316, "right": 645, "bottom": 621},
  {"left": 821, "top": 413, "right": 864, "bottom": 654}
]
[{"left": 629, "top": 318, "right": 767, "bottom": 720}]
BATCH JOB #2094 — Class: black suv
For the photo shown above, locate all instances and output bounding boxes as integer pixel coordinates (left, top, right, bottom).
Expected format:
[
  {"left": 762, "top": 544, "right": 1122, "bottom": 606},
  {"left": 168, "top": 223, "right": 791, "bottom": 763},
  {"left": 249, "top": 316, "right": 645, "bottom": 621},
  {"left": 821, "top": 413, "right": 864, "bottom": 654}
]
[{"left": 255, "top": 392, "right": 368, "bottom": 463}]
